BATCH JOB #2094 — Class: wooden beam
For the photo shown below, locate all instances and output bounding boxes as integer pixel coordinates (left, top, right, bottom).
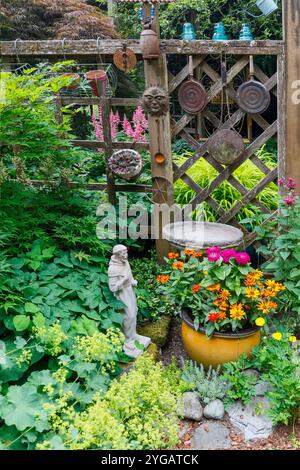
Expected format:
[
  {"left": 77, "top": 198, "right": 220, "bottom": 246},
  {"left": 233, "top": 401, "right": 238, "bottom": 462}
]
[
  {"left": 71, "top": 140, "right": 149, "bottom": 151},
  {"left": 143, "top": 5, "right": 174, "bottom": 262},
  {"left": 8, "top": 179, "right": 152, "bottom": 193},
  {"left": 102, "top": 97, "right": 116, "bottom": 205},
  {"left": 284, "top": 1, "right": 300, "bottom": 193},
  {"left": 61, "top": 97, "right": 139, "bottom": 107},
  {"left": 0, "top": 39, "right": 284, "bottom": 58}
]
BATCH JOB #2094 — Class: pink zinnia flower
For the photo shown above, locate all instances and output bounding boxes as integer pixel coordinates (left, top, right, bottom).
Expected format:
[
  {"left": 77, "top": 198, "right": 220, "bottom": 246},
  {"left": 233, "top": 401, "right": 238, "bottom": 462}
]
[
  {"left": 286, "top": 177, "right": 296, "bottom": 190},
  {"left": 221, "top": 249, "right": 237, "bottom": 263},
  {"left": 235, "top": 252, "right": 251, "bottom": 265},
  {"left": 206, "top": 246, "right": 221, "bottom": 262},
  {"left": 283, "top": 195, "right": 296, "bottom": 206}
]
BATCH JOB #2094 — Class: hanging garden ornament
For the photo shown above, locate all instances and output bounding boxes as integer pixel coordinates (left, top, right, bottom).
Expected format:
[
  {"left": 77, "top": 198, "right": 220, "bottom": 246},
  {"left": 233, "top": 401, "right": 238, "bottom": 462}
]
[
  {"left": 108, "top": 150, "right": 143, "bottom": 181},
  {"left": 113, "top": 44, "right": 137, "bottom": 72}
]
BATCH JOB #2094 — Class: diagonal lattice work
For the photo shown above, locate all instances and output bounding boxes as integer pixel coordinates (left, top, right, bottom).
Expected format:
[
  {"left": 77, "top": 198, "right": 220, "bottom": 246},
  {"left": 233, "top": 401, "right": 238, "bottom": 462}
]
[{"left": 168, "top": 54, "right": 280, "bottom": 238}]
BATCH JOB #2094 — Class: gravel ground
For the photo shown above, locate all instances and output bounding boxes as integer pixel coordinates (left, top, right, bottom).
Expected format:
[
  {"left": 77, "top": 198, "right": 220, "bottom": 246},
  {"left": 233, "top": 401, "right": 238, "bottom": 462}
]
[{"left": 161, "top": 319, "right": 300, "bottom": 450}]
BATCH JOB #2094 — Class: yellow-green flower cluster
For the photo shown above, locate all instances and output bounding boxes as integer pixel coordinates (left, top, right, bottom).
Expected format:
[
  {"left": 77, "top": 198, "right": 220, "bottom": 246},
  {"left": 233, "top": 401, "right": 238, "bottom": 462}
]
[
  {"left": 75, "top": 329, "right": 124, "bottom": 374},
  {"left": 33, "top": 321, "right": 67, "bottom": 356},
  {"left": 38, "top": 354, "right": 180, "bottom": 450},
  {"left": 16, "top": 349, "right": 32, "bottom": 368}
]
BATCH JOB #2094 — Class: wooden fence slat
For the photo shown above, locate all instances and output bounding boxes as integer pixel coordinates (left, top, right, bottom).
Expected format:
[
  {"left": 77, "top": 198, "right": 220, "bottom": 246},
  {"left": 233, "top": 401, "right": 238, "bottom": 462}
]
[
  {"left": 71, "top": 140, "right": 149, "bottom": 150},
  {"left": 169, "top": 56, "right": 207, "bottom": 94}
]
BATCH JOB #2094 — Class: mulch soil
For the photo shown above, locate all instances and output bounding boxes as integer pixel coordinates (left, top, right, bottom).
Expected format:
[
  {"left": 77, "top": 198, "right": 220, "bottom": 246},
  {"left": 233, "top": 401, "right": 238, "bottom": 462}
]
[{"left": 161, "top": 318, "right": 300, "bottom": 451}]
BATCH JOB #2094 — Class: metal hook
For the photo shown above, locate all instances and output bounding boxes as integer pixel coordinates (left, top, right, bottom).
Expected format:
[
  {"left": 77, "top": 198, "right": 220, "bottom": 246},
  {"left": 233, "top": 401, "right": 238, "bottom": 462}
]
[
  {"left": 14, "top": 38, "right": 21, "bottom": 64},
  {"left": 96, "top": 36, "right": 103, "bottom": 65},
  {"left": 61, "top": 38, "right": 67, "bottom": 61}
]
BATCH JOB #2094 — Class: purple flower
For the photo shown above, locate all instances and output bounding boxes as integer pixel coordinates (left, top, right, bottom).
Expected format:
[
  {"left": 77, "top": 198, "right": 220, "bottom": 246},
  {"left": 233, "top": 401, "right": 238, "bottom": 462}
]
[
  {"left": 206, "top": 246, "right": 221, "bottom": 262},
  {"left": 286, "top": 177, "right": 296, "bottom": 190},
  {"left": 235, "top": 252, "right": 251, "bottom": 266},
  {"left": 283, "top": 195, "right": 296, "bottom": 207},
  {"left": 221, "top": 249, "right": 237, "bottom": 263}
]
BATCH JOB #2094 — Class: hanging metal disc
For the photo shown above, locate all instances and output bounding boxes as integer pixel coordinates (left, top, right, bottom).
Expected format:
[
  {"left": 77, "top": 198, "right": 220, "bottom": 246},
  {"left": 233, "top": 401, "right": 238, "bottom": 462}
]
[
  {"left": 208, "top": 129, "right": 245, "bottom": 166},
  {"left": 178, "top": 78, "right": 208, "bottom": 115},
  {"left": 113, "top": 47, "right": 137, "bottom": 72},
  {"left": 237, "top": 80, "right": 270, "bottom": 114}
]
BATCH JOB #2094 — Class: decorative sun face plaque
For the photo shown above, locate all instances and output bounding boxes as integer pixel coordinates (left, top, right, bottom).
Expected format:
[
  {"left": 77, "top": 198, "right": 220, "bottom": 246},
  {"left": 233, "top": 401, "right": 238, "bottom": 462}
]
[{"left": 141, "top": 86, "right": 169, "bottom": 117}]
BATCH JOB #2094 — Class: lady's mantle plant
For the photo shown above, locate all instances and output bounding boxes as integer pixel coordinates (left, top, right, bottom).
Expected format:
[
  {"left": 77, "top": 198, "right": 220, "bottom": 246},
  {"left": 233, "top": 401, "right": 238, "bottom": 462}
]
[
  {"left": 157, "top": 248, "right": 285, "bottom": 336},
  {"left": 255, "top": 177, "right": 300, "bottom": 330}
]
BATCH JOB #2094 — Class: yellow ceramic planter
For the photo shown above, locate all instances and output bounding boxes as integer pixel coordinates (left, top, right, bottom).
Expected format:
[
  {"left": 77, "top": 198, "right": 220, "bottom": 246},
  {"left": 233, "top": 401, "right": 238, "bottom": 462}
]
[{"left": 181, "top": 310, "right": 261, "bottom": 368}]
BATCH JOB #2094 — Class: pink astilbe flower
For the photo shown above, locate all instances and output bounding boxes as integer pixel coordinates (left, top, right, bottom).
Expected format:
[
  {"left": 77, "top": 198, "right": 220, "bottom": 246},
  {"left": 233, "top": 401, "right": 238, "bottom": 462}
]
[
  {"left": 133, "top": 106, "right": 148, "bottom": 130},
  {"left": 283, "top": 195, "right": 296, "bottom": 207},
  {"left": 221, "top": 249, "right": 237, "bottom": 263},
  {"left": 235, "top": 252, "right": 251, "bottom": 265},
  {"left": 206, "top": 246, "right": 221, "bottom": 262},
  {"left": 123, "top": 114, "right": 134, "bottom": 139},
  {"left": 278, "top": 179, "right": 285, "bottom": 186},
  {"left": 91, "top": 113, "right": 103, "bottom": 141},
  {"left": 110, "top": 111, "right": 118, "bottom": 140}
]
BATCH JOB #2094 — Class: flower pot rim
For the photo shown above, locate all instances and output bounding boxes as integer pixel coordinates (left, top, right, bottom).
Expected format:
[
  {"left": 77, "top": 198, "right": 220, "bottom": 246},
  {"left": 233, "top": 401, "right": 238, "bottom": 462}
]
[{"left": 181, "top": 308, "right": 261, "bottom": 338}]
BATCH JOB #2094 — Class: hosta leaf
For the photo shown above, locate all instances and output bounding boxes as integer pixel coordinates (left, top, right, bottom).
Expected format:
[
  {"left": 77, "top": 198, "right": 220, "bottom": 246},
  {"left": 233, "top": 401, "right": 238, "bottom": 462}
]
[
  {"left": 13, "top": 315, "right": 31, "bottom": 332},
  {"left": 24, "top": 302, "right": 40, "bottom": 314}
]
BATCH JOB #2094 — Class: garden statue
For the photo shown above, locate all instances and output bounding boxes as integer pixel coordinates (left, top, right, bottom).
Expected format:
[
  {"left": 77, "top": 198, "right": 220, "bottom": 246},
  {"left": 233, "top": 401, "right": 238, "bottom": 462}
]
[
  {"left": 141, "top": 86, "right": 169, "bottom": 117},
  {"left": 108, "top": 244, "right": 151, "bottom": 358}
]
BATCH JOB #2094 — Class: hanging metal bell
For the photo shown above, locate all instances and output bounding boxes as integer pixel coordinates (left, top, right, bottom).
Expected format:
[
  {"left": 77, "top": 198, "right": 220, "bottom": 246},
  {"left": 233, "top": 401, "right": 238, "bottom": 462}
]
[{"left": 140, "top": 28, "right": 160, "bottom": 60}]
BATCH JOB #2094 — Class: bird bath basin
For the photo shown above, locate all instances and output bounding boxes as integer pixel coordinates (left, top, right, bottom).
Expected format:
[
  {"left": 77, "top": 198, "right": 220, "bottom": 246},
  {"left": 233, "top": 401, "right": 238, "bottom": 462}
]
[{"left": 163, "top": 221, "right": 243, "bottom": 251}]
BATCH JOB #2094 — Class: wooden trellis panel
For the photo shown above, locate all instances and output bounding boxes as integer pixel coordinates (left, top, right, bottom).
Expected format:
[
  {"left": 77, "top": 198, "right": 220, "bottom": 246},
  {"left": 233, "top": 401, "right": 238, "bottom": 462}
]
[{"left": 167, "top": 49, "right": 284, "bottom": 242}]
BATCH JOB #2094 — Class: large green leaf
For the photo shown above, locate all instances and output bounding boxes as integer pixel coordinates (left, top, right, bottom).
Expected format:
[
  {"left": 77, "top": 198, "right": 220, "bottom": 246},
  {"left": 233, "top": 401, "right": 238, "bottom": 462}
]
[
  {"left": 13, "top": 315, "right": 31, "bottom": 332},
  {"left": 1, "top": 384, "right": 42, "bottom": 431}
]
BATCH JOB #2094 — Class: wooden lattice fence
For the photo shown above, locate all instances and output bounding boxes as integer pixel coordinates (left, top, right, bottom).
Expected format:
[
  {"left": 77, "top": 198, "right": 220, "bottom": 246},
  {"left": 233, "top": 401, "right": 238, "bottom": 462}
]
[{"left": 0, "top": 38, "right": 285, "bottom": 258}]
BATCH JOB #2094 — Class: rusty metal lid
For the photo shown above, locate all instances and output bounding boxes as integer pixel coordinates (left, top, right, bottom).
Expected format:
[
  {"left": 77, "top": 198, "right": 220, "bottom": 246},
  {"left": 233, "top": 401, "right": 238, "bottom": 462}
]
[
  {"left": 178, "top": 78, "right": 208, "bottom": 115},
  {"left": 237, "top": 80, "right": 270, "bottom": 115},
  {"left": 113, "top": 47, "right": 137, "bottom": 72},
  {"left": 208, "top": 129, "right": 245, "bottom": 165}
]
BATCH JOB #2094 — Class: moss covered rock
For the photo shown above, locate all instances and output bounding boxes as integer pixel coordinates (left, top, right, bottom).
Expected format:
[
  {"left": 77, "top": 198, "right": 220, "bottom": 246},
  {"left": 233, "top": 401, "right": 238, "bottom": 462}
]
[{"left": 137, "top": 315, "right": 171, "bottom": 348}]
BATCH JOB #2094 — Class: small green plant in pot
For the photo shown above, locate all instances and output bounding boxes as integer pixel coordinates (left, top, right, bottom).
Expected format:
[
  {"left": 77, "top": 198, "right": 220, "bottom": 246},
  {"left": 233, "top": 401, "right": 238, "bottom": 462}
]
[{"left": 156, "top": 248, "right": 286, "bottom": 366}]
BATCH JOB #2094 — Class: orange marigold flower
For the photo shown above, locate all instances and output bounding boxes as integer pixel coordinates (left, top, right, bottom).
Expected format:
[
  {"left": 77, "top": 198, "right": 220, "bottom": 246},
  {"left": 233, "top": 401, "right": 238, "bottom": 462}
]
[
  {"left": 156, "top": 275, "right": 170, "bottom": 284},
  {"left": 218, "top": 311, "right": 227, "bottom": 320},
  {"left": 218, "top": 289, "right": 230, "bottom": 301},
  {"left": 168, "top": 252, "right": 179, "bottom": 260},
  {"left": 192, "top": 251, "right": 203, "bottom": 258},
  {"left": 229, "top": 303, "right": 245, "bottom": 320},
  {"left": 207, "top": 283, "right": 221, "bottom": 292},
  {"left": 208, "top": 312, "right": 219, "bottom": 322},
  {"left": 245, "top": 287, "right": 260, "bottom": 299},
  {"left": 261, "top": 289, "right": 277, "bottom": 299},
  {"left": 184, "top": 248, "right": 195, "bottom": 256},
  {"left": 191, "top": 284, "right": 201, "bottom": 294},
  {"left": 244, "top": 270, "right": 263, "bottom": 287},
  {"left": 172, "top": 261, "right": 184, "bottom": 270},
  {"left": 257, "top": 300, "right": 278, "bottom": 314},
  {"left": 213, "top": 299, "right": 228, "bottom": 311},
  {"left": 265, "top": 279, "right": 285, "bottom": 293}
]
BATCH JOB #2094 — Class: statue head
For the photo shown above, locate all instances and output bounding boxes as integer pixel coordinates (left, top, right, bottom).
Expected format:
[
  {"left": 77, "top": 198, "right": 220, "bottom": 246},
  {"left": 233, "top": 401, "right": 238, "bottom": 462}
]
[
  {"left": 112, "top": 244, "right": 128, "bottom": 263},
  {"left": 141, "top": 86, "right": 169, "bottom": 117}
]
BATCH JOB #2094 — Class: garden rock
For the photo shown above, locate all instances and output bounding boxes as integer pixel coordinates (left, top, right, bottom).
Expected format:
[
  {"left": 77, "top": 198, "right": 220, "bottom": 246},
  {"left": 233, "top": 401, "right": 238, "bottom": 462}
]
[
  {"left": 244, "top": 368, "right": 260, "bottom": 380},
  {"left": 203, "top": 399, "right": 225, "bottom": 420},
  {"left": 178, "top": 422, "right": 189, "bottom": 439},
  {"left": 177, "top": 392, "right": 203, "bottom": 421},
  {"left": 227, "top": 396, "right": 274, "bottom": 441},
  {"left": 254, "top": 381, "right": 273, "bottom": 396},
  {"left": 190, "top": 422, "right": 231, "bottom": 450}
]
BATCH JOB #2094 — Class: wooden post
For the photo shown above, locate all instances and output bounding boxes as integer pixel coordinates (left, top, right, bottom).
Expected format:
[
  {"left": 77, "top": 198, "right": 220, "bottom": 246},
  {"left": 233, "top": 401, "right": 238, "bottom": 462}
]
[
  {"left": 102, "top": 97, "right": 117, "bottom": 205},
  {"left": 284, "top": 1, "right": 300, "bottom": 193},
  {"left": 142, "top": 4, "right": 174, "bottom": 262}
]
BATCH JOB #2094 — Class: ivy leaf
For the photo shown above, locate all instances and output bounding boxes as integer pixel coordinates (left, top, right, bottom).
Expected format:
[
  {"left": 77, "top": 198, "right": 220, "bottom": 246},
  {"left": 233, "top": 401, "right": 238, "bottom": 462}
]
[
  {"left": 13, "top": 315, "right": 31, "bottom": 332},
  {"left": 1, "top": 384, "right": 41, "bottom": 431}
]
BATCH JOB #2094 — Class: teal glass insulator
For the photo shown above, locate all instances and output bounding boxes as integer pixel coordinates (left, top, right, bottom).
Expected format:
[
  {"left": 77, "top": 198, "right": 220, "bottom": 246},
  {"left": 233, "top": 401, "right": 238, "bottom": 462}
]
[
  {"left": 212, "top": 22, "right": 228, "bottom": 41},
  {"left": 181, "top": 23, "right": 196, "bottom": 40},
  {"left": 239, "top": 23, "right": 254, "bottom": 40}
]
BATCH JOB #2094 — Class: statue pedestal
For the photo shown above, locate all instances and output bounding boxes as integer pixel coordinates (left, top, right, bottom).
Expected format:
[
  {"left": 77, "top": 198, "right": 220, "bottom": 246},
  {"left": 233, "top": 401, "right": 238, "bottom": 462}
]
[{"left": 124, "top": 334, "right": 151, "bottom": 359}]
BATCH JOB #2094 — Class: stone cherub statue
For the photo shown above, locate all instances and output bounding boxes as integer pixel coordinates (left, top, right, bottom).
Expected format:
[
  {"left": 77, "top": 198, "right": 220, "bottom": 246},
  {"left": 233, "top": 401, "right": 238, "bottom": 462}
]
[{"left": 108, "top": 245, "right": 151, "bottom": 358}]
